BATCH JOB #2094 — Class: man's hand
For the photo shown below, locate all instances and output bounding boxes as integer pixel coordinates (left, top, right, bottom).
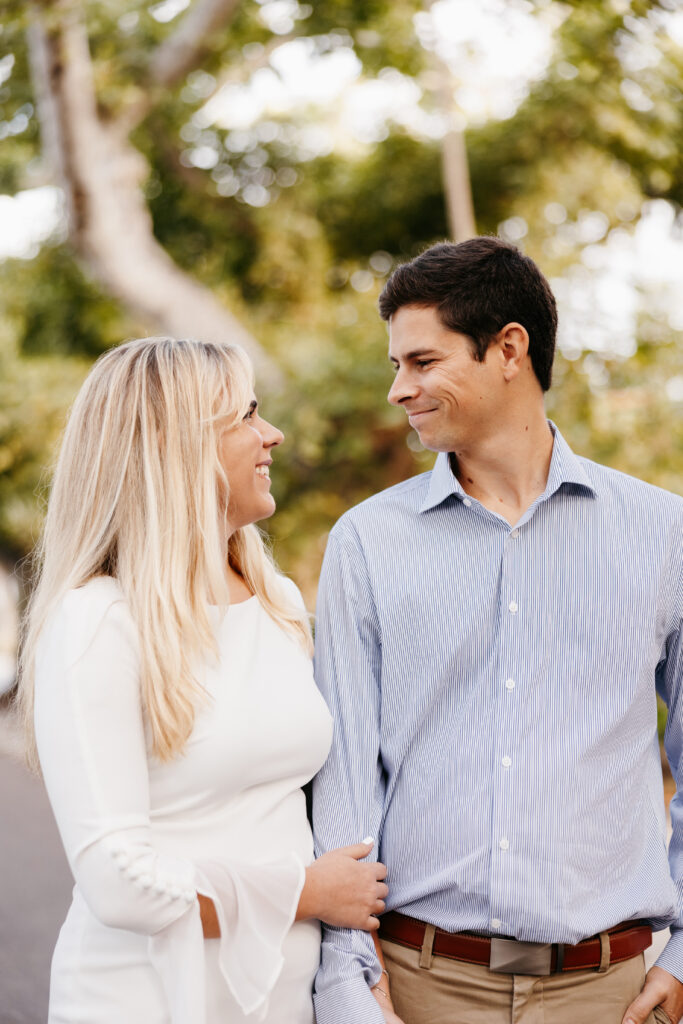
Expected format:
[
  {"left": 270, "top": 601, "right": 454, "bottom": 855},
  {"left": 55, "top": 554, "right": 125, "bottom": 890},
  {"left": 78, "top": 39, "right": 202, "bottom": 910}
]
[
  {"left": 371, "top": 982, "right": 406, "bottom": 1024},
  {"left": 623, "top": 966, "right": 683, "bottom": 1024}
]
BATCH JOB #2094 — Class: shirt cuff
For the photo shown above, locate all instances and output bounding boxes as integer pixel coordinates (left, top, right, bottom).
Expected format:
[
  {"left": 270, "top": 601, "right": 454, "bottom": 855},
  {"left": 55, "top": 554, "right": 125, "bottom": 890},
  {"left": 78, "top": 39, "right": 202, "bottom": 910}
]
[
  {"left": 654, "top": 927, "right": 683, "bottom": 983},
  {"left": 314, "top": 974, "right": 387, "bottom": 1024}
]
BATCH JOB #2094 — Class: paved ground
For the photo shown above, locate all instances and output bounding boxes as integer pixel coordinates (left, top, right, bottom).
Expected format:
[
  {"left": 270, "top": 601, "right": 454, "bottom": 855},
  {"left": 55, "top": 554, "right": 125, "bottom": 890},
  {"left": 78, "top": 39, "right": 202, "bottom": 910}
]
[{"left": 0, "top": 707, "right": 73, "bottom": 1024}]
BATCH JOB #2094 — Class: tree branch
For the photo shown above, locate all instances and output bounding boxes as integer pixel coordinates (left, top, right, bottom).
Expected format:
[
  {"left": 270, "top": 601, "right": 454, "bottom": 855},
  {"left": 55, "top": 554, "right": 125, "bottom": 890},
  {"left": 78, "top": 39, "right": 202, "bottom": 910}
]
[
  {"left": 149, "top": 0, "right": 242, "bottom": 88},
  {"left": 26, "top": 3, "right": 283, "bottom": 391}
]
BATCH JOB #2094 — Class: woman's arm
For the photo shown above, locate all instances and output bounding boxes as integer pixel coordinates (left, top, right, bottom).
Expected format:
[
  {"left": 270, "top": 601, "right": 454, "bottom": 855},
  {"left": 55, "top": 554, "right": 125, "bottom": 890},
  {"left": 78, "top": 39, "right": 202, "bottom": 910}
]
[
  {"left": 35, "top": 589, "right": 199, "bottom": 935},
  {"left": 202, "top": 838, "right": 388, "bottom": 938}
]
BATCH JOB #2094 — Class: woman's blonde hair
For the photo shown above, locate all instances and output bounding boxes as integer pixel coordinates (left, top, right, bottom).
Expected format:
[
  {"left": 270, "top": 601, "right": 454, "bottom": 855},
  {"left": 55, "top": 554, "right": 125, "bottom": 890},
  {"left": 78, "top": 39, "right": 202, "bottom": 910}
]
[{"left": 19, "top": 337, "right": 311, "bottom": 769}]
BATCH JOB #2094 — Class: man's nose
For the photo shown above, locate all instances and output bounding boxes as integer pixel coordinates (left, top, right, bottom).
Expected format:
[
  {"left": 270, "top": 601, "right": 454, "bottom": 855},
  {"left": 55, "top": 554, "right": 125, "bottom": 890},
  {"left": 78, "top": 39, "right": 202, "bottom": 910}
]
[{"left": 388, "top": 368, "right": 418, "bottom": 406}]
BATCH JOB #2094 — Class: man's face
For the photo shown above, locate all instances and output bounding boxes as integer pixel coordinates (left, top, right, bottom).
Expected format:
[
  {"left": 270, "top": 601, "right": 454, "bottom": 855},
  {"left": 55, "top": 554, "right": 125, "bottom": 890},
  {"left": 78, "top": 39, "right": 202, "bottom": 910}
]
[{"left": 388, "top": 304, "right": 502, "bottom": 454}]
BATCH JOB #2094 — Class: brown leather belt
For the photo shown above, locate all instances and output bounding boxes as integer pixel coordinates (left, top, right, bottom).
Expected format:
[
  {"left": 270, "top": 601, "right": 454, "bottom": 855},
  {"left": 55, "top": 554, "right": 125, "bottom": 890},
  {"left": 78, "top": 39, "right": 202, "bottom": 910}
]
[{"left": 379, "top": 912, "right": 652, "bottom": 976}]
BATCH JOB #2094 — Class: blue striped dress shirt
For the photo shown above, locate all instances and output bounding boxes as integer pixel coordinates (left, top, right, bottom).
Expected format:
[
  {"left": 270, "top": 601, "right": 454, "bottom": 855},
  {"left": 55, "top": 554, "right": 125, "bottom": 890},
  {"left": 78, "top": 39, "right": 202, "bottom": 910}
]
[{"left": 312, "top": 424, "right": 683, "bottom": 1024}]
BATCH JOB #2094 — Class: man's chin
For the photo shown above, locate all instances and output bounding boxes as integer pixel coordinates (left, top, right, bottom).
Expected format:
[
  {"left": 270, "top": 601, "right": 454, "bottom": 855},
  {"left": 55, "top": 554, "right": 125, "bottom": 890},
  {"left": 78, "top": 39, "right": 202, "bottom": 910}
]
[{"left": 415, "top": 430, "right": 453, "bottom": 454}]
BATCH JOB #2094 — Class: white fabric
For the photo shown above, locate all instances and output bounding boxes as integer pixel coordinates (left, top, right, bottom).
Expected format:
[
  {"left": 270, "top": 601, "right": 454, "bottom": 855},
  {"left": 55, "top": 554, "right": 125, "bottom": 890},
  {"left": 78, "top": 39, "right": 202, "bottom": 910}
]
[{"left": 34, "top": 576, "right": 332, "bottom": 1023}]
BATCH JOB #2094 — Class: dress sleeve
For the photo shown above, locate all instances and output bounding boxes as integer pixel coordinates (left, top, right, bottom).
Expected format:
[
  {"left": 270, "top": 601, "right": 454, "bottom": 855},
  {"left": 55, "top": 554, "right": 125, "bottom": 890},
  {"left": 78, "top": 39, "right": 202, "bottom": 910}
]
[
  {"left": 34, "top": 583, "right": 305, "bottom": 1023},
  {"left": 311, "top": 523, "right": 386, "bottom": 1024}
]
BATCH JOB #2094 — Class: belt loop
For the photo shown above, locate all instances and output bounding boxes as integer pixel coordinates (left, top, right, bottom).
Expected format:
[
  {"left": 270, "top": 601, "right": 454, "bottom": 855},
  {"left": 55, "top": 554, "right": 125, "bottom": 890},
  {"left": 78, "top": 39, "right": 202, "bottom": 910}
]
[
  {"left": 555, "top": 943, "right": 565, "bottom": 973},
  {"left": 419, "top": 924, "right": 437, "bottom": 970},
  {"left": 598, "top": 931, "right": 611, "bottom": 973}
]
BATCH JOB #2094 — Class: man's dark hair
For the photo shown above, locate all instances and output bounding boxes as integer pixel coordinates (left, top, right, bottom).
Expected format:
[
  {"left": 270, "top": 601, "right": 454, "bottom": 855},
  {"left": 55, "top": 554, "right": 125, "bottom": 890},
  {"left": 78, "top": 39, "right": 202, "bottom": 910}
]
[{"left": 378, "top": 237, "right": 557, "bottom": 391}]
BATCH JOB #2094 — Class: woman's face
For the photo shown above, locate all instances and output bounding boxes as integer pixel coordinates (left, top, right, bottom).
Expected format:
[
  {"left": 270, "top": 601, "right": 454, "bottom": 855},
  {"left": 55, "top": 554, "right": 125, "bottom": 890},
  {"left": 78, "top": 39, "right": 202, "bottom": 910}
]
[{"left": 218, "top": 397, "right": 284, "bottom": 533}]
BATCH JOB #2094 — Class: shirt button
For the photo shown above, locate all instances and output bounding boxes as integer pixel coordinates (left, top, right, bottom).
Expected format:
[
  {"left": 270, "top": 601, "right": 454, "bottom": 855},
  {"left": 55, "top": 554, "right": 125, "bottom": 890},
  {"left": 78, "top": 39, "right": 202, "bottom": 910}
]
[
  {"left": 502, "top": 755, "right": 512, "bottom": 768},
  {"left": 508, "top": 601, "right": 518, "bottom": 614},
  {"left": 510, "top": 529, "right": 519, "bottom": 538},
  {"left": 491, "top": 919, "right": 502, "bottom": 931},
  {"left": 463, "top": 498, "right": 472, "bottom": 507},
  {"left": 499, "top": 838, "right": 510, "bottom": 851},
  {"left": 505, "top": 678, "right": 515, "bottom": 690}
]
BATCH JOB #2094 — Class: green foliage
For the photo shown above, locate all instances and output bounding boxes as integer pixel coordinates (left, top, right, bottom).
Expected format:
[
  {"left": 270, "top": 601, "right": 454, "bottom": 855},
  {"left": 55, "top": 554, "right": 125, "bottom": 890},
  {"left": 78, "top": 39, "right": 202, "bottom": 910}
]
[
  {"left": 1, "top": 246, "right": 140, "bottom": 358},
  {"left": 310, "top": 133, "right": 447, "bottom": 260},
  {"left": 0, "top": 322, "right": 88, "bottom": 557},
  {"left": 0, "top": 0, "right": 683, "bottom": 585},
  {"left": 0, "top": 6, "right": 38, "bottom": 192},
  {"left": 658, "top": 696, "right": 668, "bottom": 741}
]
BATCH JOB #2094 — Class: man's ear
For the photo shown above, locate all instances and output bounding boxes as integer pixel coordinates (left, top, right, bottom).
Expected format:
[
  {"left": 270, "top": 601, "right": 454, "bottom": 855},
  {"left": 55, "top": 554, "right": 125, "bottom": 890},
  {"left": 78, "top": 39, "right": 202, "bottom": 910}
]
[{"left": 496, "top": 323, "right": 529, "bottom": 382}]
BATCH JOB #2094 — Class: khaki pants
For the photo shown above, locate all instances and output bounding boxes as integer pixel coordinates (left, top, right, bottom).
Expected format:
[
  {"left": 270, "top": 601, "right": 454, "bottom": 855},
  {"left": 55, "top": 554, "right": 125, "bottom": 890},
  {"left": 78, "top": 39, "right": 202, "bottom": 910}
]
[{"left": 381, "top": 938, "right": 670, "bottom": 1024}]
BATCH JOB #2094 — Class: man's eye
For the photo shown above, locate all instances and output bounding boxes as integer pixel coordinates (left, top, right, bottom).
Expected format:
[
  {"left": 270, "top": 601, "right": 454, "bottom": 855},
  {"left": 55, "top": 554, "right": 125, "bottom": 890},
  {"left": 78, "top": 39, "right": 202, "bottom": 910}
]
[{"left": 416, "top": 360, "right": 434, "bottom": 368}]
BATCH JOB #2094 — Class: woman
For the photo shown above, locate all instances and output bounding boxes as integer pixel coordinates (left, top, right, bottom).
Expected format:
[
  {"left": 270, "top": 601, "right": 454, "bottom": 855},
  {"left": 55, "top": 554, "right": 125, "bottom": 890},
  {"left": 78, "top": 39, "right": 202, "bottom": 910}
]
[{"left": 18, "top": 337, "right": 388, "bottom": 1024}]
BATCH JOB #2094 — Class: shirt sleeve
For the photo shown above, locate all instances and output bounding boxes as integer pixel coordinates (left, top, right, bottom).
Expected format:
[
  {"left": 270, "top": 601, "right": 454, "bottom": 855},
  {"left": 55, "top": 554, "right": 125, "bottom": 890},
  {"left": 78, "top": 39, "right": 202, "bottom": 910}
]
[
  {"left": 311, "top": 522, "right": 386, "bottom": 1024},
  {"left": 34, "top": 584, "right": 305, "bottom": 1023},
  {"left": 654, "top": 527, "right": 683, "bottom": 983}
]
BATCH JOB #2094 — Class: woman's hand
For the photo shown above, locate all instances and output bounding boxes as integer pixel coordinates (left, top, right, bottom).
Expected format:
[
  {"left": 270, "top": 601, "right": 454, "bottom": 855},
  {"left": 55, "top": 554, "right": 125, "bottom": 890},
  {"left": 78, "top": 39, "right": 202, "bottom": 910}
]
[{"left": 297, "top": 839, "right": 388, "bottom": 930}]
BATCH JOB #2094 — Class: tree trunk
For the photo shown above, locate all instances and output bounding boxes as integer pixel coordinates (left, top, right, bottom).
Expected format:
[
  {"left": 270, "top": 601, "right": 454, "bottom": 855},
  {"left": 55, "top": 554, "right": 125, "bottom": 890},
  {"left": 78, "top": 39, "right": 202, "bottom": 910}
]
[
  {"left": 441, "top": 122, "right": 477, "bottom": 243},
  {"left": 421, "top": 0, "right": 477, "bottom": 242},
  {"left": 27, "top": 3, "right": 282, "bottom": 391}
]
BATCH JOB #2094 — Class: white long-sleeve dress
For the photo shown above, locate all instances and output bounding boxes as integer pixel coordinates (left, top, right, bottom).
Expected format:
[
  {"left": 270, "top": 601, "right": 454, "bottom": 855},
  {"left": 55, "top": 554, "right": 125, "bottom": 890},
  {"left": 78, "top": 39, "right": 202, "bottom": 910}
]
[{"left": 34, "top": 576, "right": 333, "bottom": 1024}]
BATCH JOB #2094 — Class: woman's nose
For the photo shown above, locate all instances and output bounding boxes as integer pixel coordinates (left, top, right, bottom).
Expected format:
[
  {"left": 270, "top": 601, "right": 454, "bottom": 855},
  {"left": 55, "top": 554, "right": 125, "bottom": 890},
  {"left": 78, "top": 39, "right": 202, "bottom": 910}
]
[{"left": 261, "top": 418, "right": 284, "bottom": 448}]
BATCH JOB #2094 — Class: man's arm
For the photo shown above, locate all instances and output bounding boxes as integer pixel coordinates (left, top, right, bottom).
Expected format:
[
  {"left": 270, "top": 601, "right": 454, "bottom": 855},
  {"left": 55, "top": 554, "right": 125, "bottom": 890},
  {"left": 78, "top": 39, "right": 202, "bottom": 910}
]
[
  {"left": 312, "top": 520, "right": 388, "bottom": 1024},
  {"left": 624, "top": 541, "right": 683, "bottom": 1024}
]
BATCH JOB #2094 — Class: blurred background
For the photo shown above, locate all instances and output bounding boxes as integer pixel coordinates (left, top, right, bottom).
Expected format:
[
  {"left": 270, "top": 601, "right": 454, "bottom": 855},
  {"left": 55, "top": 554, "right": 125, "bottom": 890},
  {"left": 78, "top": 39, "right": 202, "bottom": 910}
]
[
  {"left": 1, "top": 0, "right": 683, "bottom": 621},
  {"left": 1, "top": 1, "right": 683, "bottom": 1016}
]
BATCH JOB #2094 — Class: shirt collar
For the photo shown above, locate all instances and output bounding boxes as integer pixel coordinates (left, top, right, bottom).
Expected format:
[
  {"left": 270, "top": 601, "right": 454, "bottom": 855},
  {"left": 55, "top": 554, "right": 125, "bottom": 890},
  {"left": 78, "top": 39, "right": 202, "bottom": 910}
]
[{"left": 419, "top": 421, "right": 596, "bottom": 514}]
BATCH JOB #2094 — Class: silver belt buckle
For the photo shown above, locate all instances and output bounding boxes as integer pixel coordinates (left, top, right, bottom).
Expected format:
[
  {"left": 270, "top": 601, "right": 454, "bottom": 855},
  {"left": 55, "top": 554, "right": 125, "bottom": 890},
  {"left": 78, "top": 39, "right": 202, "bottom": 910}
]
[{"left": 489, "top": 937, "right": 553, "bottom": 976}]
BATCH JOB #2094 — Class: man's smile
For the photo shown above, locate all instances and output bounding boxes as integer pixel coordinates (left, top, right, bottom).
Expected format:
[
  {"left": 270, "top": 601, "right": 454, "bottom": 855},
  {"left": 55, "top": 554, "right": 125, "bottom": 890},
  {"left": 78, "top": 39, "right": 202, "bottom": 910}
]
[{"left": 407, "top": 408, "right": 438, "bottom": 425}]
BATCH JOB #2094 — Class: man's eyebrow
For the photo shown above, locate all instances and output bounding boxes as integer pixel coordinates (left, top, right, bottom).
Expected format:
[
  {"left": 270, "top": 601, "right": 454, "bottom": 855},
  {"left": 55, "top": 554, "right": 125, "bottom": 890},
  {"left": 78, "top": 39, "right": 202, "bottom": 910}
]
[{"left": 389, "top": 349, "right": 439, "bottom": 362}]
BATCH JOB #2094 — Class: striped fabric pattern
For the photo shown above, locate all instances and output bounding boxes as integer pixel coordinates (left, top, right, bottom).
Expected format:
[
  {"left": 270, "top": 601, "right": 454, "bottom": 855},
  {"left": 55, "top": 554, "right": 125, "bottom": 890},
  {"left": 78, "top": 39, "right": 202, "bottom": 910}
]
[{"left": 312, "top": 425, "right": 683, "bottom": 1024}]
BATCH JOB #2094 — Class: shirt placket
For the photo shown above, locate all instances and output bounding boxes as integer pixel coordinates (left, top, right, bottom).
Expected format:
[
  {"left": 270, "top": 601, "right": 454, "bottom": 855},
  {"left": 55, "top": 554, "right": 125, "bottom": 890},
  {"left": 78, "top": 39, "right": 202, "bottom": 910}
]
[{"left": 488, "top": 522, "right": 526, "bottom": 935}]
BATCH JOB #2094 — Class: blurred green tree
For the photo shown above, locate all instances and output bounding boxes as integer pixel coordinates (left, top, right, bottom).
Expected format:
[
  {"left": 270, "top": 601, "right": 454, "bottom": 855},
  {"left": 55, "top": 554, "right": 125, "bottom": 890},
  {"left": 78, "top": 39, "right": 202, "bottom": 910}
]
[{"left": 0, "top": 0, "right": 681, "bottom": 593}]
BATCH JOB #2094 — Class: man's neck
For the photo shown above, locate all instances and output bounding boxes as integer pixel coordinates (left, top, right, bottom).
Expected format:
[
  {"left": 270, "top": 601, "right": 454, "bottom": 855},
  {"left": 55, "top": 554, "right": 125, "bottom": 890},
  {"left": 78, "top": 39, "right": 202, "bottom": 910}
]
[{"left": 450, "top": 411, "right": 554, "bottom": 527}]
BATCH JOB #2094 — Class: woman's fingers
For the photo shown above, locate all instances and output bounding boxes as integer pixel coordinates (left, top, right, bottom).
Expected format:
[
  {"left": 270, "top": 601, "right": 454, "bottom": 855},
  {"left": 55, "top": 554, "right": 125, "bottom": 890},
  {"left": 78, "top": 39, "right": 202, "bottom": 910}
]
[
  {"left": 337, "top": 838, "right": 375, "bottom": 860},
  {"left": 374, "top": 899, "right": 386, "bottom": 914},
  {"left": 367, "top": 915, "right": 381, "bottom": 931},
  {"left": 375, "top": 862, "right": 388, "bottom": 880},
  {"left": 377, "top": 881, "right": 389, "bottom": 899}
]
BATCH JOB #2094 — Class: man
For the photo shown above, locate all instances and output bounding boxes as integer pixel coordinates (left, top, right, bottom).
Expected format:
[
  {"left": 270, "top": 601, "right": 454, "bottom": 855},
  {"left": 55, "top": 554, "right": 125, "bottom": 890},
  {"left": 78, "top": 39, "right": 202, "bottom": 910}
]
[{"left": 312, "top": 237, "right": 683, "bottom": 1024}]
